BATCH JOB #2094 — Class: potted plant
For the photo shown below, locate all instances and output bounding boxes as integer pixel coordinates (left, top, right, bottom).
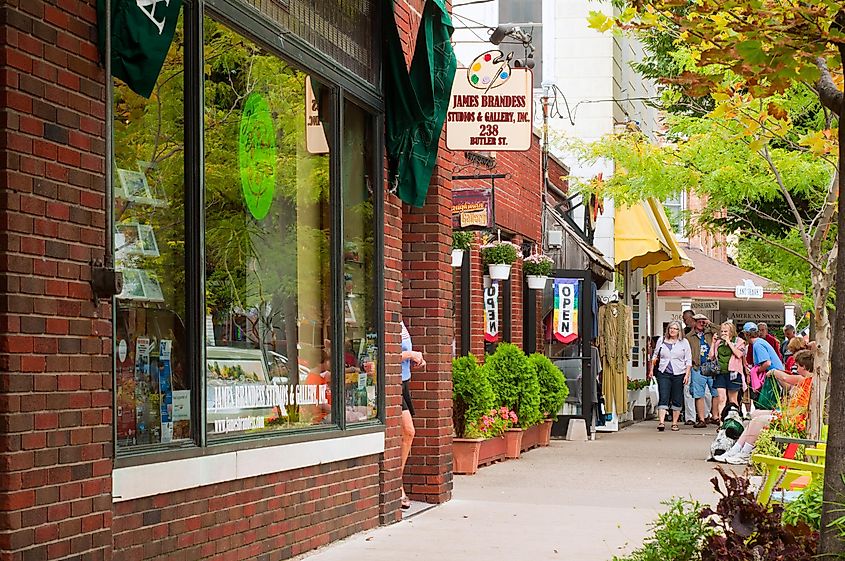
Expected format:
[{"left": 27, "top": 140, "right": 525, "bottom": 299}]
[
  {"left": 483, "top": 343, "right": 542, "bottom": 458},
  {"left": 452, "top": 231, "right": 473, "bottom": 267},
  {"left": 523, "top": 254, "right": 553, "bottom": 289},
  {"left": 466, "top": 406, "right": 519, "bottom": 461},
  {"left": 529, "top": 353, "right": 569, "bottom": 446},
  {"left": 452, "top": 354, "right": 495, "bottom": 474},
  {"left": 480, "top": 240, "right": 521, "bottom": 280}
]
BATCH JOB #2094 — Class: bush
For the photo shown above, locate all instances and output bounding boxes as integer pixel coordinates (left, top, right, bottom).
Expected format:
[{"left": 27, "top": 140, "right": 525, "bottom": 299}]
[
  {"left": 529, "top": 353, "right": 568, "bottom": 418},
  {"left": 613, "top": 499, "right": 713, "bottom": 561},
  {"left": 452, "top": 230, "right": 473, "bottom": 251},
  {"left": 483, "top": 343, "right": 542, "bottom": 427},
  {"left": 452, "top": 354, "right": 495, "bottom": 438}
]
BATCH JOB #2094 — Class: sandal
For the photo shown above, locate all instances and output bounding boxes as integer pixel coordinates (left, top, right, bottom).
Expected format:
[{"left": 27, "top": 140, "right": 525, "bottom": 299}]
[
  {"left": 671, "top": 424, "right": 680, "bottom": 431},
  {"left": 657, "top": 423, "right": 665, "bottom": 432}
]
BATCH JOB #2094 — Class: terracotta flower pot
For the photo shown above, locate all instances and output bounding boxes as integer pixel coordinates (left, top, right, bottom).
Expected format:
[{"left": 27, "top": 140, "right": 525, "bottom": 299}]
[
  {"left": 539, "top": 418, "right": 554, "bottom": 446},
  {"left": 504, "top": 428, "right": 523, "bottom": 459},
  {"left": 478, "top": 435, "right": 506, "bottom": 467},
  {"left": 453, "top": 438, "right": 483, "bottom": 475}
]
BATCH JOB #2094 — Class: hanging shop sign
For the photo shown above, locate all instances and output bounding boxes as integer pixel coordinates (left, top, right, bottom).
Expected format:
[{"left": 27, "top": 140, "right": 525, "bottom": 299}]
[
  {"left": 692, "top": 299, "right": 720, "bottom": 311},
  {"left": 553, "top": 279, "right": 579, "bottom": 343},
  {"left": 239, "top": 92, "right": 277, "bottom": 220},
  {"left": 484, "top": 284, "right": 499, "bottom": 342},
  {"left": 735, "top": 279, "right": 764, "bottom": 299},
  {"left": 453, "top": 187, "right": 493, "bottom": 229},
  {"left": 305, "top": 77, "right": 330, "bottom": 154},
  {"left": 446, "top": 51, "right": 533, "bottom": 151}
]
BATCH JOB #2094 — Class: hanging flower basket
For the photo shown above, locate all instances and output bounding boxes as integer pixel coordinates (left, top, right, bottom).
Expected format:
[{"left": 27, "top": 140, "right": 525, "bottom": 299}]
[
  {"left": 481, "top": 241, "right": 520, "bottom": 280},
  {"left": 451, "top": 248, "right": 465, "bottom": 267},
  {"left": 488, "top": 263, "right": 512, "bottom": 280},
  {"left": 526, "top": 275, "right": 548, "bottom": 289}
]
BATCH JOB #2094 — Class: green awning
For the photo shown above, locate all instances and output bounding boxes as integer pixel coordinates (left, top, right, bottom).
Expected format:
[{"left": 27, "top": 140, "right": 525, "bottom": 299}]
[{"left": 384, "top": 0, "right": 457, "bottom": 207}]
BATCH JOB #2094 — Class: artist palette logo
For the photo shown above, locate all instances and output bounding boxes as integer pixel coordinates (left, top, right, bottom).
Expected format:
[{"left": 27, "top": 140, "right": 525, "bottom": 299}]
[{"left": 467, "top": 50, "right": 512, "bottom": 90}]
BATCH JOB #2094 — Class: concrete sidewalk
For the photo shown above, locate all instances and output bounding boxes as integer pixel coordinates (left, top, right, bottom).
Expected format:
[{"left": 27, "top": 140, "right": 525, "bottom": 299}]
[{"left": 296, "top": 421, "right": 729, "bottom": 561}]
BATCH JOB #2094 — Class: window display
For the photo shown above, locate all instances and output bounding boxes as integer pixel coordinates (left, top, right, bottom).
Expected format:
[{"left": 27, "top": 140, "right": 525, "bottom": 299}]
[
  {"left": 203, "top": 19, "right": 334, "bottom": 437},
  {"left": 111, "top": 11, "right": 382, "bottom": 454},
  {"left": 342, "top": 101, "right": 379, "bottom": 423},
  {"left": 113, "top": 14, "right": 191, "bottom": 450}
]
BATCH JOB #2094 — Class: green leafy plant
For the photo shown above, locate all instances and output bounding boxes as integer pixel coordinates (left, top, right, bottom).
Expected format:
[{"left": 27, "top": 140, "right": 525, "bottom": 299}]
[
  {"left": 452, "top": 354, "right": 495, "bottom": 439},
  {"left": 482, "top": 343, "right": 542, "bottom": 428},
  {"left": 783, "top": 476, "right": 824, "bottom": 530},
  {"left": 452, "top": 230, "right": 473, "bottom": 251},
  {"left": 523, "top": 253, "right": 553, "bottom": 276},
  {"left": 529, "top": 353, "right": 568, "bottom": 418},
  {"left": 480, "top": 240, "right": 520, "bottom": 265},
  {"left": 612, "top": 498, "right": 713, "bottom": 561},
  {"left": 627, "top": 378, "right": 650, "bottom": 391}
]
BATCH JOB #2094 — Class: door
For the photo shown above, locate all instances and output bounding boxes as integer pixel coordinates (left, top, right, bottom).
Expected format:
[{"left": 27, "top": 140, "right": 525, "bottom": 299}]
[{"left": 540, "top": 270, "right": 594, "bottom": 437}]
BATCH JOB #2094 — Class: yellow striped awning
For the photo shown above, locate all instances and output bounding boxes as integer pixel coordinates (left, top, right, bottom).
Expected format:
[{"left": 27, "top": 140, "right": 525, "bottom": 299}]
[
  {"left": 642, "top": 199, "right": 694, "bottom": 283},
  {"left": 614, "top": 199, "right": 672, "bottom": 270}
]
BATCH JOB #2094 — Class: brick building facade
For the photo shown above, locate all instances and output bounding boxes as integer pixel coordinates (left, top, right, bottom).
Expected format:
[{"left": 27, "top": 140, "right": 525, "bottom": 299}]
[{"left": 0, "top": 1, "right": 457, "bottom": 560}]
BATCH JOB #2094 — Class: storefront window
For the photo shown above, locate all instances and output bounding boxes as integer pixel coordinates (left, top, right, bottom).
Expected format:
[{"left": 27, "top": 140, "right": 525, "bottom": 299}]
[
  {"left": 342, "top": 100, "right": 378, "bottom": 423},
  {"left": 203, "top": 19, "right": 334, "bottom": 438},
  {"left": 113, "top": 15, "right": 191, "bottom": 450}
]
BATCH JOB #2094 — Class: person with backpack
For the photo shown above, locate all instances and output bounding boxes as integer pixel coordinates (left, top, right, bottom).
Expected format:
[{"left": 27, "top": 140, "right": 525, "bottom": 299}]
[
  {"left": 649, "top": 320, "right": 692, "bottom": 432},
  {"left": 708, "top": 321, "right": 746, "bottom": 419},
  {"left": 714, "top": 349, "right": 814, "bottom": 465}
]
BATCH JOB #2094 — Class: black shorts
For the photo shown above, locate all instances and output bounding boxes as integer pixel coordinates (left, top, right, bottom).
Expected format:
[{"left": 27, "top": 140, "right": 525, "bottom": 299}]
[{"left": 401, "top": 380, "right": 415, "bottom": 415}]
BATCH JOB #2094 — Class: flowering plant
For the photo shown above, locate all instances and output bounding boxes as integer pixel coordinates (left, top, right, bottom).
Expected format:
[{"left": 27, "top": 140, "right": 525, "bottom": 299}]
[
  {"left": 480, "top": 241, "right": 521, "bottom": 265},
  {"left": 770, "top": 410, "right": 808, "bottom": 436},
  {"left": 464, "top": 406, "right": 518, "bottom": 438},
  {"left": 627, "top": 377, "right": 649, "bottom": 391},
  {"left": 523, "top": 254, "right": 553, "bottom": 276}
]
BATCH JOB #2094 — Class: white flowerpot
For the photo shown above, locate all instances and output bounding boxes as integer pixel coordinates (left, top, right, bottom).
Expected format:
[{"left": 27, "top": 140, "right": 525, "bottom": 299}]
[
  {"left": 488, "top": 263, "right": 512, "bottom": 280},
  {"left": 451, "top": 248, "right": 465, "bottom": 267},
  {"left": 526, "top": 275, "right": 548, "bottom": 289}
]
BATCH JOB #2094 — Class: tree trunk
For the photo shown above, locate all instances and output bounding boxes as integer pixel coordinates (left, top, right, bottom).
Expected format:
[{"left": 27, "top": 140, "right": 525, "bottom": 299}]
[
  {"left": 808, "top": 298, "right": 830, "bottom": 440},
  {"left": 819, "top": 63, "right": 844, "bottom": 555}
]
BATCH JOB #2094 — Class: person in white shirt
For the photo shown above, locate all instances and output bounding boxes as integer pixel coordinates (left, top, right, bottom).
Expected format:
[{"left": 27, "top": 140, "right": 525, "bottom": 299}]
[{"left": 649, "top": 321, "right": 692, "bottom": 431}]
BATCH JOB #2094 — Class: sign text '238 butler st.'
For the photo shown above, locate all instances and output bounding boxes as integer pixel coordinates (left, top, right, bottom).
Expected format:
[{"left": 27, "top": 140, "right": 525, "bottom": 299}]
[{"left": 445, "top": 51, "right": 533, "bottom": 151}]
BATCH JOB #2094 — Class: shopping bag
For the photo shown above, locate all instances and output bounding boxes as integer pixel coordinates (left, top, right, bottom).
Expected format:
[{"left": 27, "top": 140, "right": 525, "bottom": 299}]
[
  {"left": 754, "top": 374, "right": 781, "bottom": 410},
  {"left": 647, "top": 377, "right": 659, "bottom": 407}
]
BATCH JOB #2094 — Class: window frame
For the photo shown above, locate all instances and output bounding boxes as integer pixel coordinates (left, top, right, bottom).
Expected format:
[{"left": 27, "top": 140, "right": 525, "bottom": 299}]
[{"left": 114, "top": 0, "right": 385, "bottom": 464}]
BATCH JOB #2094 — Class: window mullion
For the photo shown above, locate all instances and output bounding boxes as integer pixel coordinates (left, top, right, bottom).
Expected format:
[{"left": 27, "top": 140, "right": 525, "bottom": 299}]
[{"left": 331, "top": 87, "right": 346, "bottom": 430}]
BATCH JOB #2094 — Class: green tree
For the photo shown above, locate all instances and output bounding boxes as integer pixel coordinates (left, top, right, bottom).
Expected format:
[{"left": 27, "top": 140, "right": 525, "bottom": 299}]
[{"left": 587, "top": 0, "right": 843, "bottom": 551}]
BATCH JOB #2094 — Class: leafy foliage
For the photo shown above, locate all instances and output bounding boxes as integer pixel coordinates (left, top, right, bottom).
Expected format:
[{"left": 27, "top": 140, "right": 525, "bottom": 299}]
[
  {"left": 452, "top": 354, "right": 495, "bottom": 439},
  {"left": 523, "top": 254, "right": 554, "bottom": 276},
  {"left": 482, "top": 343, "right": 542, "bottom": 428},
  {"left": 452, "top": 230, "right": 474, "bottom": 251},
  {"left": 464, "top": 406, "right": 518, "bottom": 439},
  {"left": 783, "top": 476, "right": 824, "bottom": 530},
  {"left": 700, "top": 467, "right": 817, "bottom": 561},
  {"left": 529, "top": 353, "right": 568, "bottom": 418},
  {"left": 480, "top": 241, "right": 521, "bottom": 265},
  {"left": 612, "top": 499, "right": 713, "bottom": 561}
]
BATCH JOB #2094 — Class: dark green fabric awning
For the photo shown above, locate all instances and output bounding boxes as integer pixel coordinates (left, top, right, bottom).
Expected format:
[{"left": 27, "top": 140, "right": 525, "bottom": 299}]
[{"left": 384, "top": 0, "right": 457, "bottom": 207}]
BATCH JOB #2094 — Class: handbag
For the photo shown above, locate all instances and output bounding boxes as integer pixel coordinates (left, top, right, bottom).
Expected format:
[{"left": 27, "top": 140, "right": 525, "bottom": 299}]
[
  {"left": 754, "top": 373, "right": 782, "bottom": 410},
  {"left": 701, "top": 358, "right": 720, "bottom": 377}
]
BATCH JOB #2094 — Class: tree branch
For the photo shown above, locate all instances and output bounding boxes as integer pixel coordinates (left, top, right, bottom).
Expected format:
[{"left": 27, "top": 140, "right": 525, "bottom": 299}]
[
  {"left": 727, "top": 212, "right": 826, "bottom": 274},
  {"left": 761, "top": 145, "right": 812, "bottom": 251},
  {"left": 811, "top": 170, "right": 840, "bottom": 252},
  {"left": 815, "top": 57, "right": 843, "bottom": 117}
]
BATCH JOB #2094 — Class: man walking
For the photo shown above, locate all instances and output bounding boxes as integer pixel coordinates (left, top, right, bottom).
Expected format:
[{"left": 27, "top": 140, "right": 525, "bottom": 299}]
[
  {"left": 682, "top": 310, "right": 695, "bottom": 335},
  {"left": 686, "top": 314, "right": 718, "bottom": 427}
]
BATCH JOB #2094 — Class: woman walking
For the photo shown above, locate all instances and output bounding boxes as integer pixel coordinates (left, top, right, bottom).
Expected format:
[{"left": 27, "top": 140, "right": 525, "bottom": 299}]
[
  {"left": 649, "top": 321, "right": 692, "bottom": 431},
  {"left": 708, "top": 322, "right": 746, "bottom": 418}
]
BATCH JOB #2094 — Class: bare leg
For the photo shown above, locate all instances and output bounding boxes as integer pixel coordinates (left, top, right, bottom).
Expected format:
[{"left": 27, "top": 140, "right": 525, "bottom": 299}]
[
  {"left": 710, "top": 396, "right": 720, "bottom": 421},
  {"left": 400, "top": 410, "right": 415, "bottom": 502},
  {"left": 727, "top": 390, "right": 738, "bottom": 408},
  {"left": 672, "top": 409, "right": 680, "bottom": 425},
  {"left": 658, "top": 408, "right": 667, "bottom": 425},
  {"left": 716, "top": 388, "right": 727, "bottom": 418},
  {"left": 695, "top": 397, "right": 706, "bottom": 422},
  {"left": 736, "top": 413, "right": 774, "bottom": 448}
]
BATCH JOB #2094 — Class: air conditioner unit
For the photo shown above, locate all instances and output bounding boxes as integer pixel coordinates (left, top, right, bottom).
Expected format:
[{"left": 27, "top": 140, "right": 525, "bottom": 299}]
[{"left": 547, "top": 230, "right": 563, "bottom": 247}]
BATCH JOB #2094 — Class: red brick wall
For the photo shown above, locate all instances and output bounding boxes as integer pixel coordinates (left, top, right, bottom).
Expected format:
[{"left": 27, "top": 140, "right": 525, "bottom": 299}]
[
  {"left": 111, "top": 457, "right": 381, "bottom": 560},
  {"left": 401, "top": 139, "right": 454, "bottom": 504},
  {"left": 0, "top": 2, "right": 114, "bottom": 560}
]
